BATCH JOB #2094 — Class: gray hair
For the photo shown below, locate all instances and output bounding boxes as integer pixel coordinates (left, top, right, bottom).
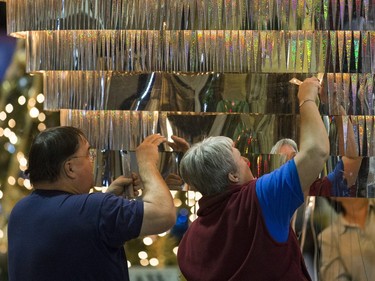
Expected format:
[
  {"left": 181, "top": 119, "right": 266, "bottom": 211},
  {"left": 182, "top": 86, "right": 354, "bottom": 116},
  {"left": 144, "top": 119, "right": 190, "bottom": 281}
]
[
  {"left": 179, "top": 136, "right": 237, "bottom": 196},
  {"left": 270, "top": 138, "right": 298, "bottom": 166},
  {"left": 270, "top": 138, "right": 298, "bottom": 154}
]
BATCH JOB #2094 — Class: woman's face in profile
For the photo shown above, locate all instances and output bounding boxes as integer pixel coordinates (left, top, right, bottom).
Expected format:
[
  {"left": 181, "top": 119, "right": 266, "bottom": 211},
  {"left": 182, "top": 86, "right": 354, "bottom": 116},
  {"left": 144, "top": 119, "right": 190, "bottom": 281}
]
[{"left": 279, "top": 144, "right": 297, "bottom": 161}]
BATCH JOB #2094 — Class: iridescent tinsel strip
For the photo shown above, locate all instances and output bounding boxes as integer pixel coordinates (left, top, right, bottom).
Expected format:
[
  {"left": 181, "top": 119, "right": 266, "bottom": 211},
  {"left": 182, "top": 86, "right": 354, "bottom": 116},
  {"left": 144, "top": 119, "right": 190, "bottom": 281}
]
[
  {"left": 7, "top": 0, "right": 374, "bottom": 36},
  {"left": 26, "top": 30, "right": 375, "bottom": 73}
]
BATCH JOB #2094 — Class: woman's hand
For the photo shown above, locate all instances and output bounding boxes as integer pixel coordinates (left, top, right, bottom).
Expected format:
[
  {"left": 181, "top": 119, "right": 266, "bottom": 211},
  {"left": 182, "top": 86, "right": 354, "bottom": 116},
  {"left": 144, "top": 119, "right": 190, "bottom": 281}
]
[{"left": 167, "top": 135, "right": 190, "bottom": 153}]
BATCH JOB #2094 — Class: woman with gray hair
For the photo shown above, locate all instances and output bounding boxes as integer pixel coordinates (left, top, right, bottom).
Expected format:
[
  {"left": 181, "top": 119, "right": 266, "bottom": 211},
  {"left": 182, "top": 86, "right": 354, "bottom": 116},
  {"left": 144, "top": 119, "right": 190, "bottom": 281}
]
[
  {"left": 179, "top": 136, "right": 241, "bottom": 196},
  {"left": 270, "top": 138, "right": 298, "bottom": 158},
  {"left": 177, "top": 77, "right": 329, "bottom": 281}
]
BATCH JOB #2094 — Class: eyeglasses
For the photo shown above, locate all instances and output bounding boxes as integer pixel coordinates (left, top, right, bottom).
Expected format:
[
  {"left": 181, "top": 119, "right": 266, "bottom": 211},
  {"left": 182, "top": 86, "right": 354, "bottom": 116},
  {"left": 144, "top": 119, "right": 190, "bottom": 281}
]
[{"left": 70, "top": 149, "right": 97, "bottom": 162}]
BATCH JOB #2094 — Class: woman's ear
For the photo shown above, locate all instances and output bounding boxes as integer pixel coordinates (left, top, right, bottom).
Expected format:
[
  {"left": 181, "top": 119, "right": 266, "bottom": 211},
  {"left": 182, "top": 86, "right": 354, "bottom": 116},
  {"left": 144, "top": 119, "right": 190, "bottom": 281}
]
[
  {"left": 228, "top": 172, "right": 239, "bottom": 183},
  {"left": 63, "top": 160, "right": 76, "bottom": 179}
]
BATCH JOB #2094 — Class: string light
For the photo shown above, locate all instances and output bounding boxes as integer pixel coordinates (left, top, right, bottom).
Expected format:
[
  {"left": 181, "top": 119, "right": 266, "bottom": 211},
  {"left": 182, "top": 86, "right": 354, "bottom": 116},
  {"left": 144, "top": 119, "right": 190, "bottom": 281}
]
[
  {"left": 143, "top": 237, "right": 153, "bottom": 246},
  {"left": 8, "top": 119, "right": 16, "bottom": 128},
  {"left": 37, "top": 123, "right": 46, "bottom": 131},
  {"left": 0, "top": 83, "right": 52, "bottom": 194},
  {"left": 140, "top": 259, "right": 149, "bottom": 266},
  {"left": 149, "top": 258, "right": 159, "bottom": 266},
  {"left": 36, "top": 93, "right": 44, "bottom": 103},
  {"left": 7, "top": 176, "right": 16, "bottom": 185},
  {"left": 138, "top": 251, "right": 148, "bottom": 259},
  {"left": 29, "top": 107, "right": 39, "bottom": 118},
  {"left": 0, "top": 111, "right": 6, "bottom": 121},
  {"left": 17, "top": 96, "right": 26, "bottom": 105},
  {"left": 5, "top": 104, "right": 13, "bottom": 113}
]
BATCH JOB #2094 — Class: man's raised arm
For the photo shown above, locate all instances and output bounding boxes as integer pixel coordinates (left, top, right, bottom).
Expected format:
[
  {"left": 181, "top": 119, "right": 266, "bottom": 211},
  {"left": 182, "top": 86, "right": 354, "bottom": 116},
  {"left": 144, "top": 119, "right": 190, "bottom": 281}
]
[
  {"left": 294, "top": 77, "right": 330, "bottom": 193},
  {"left": 136, "top": 134, "right": 176, "bottom": 236}
]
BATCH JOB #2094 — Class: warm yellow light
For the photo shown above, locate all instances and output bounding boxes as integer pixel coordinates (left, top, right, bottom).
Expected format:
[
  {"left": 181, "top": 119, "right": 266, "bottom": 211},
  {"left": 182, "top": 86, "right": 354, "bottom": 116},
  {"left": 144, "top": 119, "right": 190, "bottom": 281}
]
[
  {"left": 149, "top": 258, "right": 159, "bottom": 266},
  {"left": 16, "top": 152, "right": 25, "bottom": 160},
  {"left": 19, "top": 165, "right": 27, "bottom": 172},
  {"left": 158, "top": 232, "right": 167, "bottom": 237},
  {"left": 3, "top": 128, "right": 11, "bottom": 137},
  {"left": 195, "top": 192, "right": 203, "bottom": 200},
  {"left": 18, "top": 96, "right": 26, "bottom": 105},
  {"left": 173, "top": 198, "right": 182, "bottom": 207},
  {"left": 8, "top": 119, "right": 16, "bottom": 128},
  {"left": 17, "top": 178, "right": 24, "bottom": 186},
  {"left": 8, "top": 176, "right": 16, "bottom": 185},
  {"left": 189, "top": 213, "right": 198, "bottom": 222},
  {"left": 38, "top": 112, "right": 46, "bottom": 122},
  {"left": 24, "top": 179, "right": 32, "bottom": 190},
  {"left": 170, "top": 190, "right": 177, "bottom": 197},
  {"left": 29, "top": 107, "right": 39, "bottom": 118},
  {"left": 38, "top": 123, "right": 46, "bottom": 131},
  {"left": 138, "top": 251, "right": 148, "bottom": 259},
  {"left": 187, "top": 191, "right": 197, "bottom": 199},
  {"left": 5, "top": 104, "right": 14, "bottom": 113},
  {"left": 0, "top": 245, "right": 7, "bottom": 254},
  {"left": 9, "top": 133, "right": 18, "bottom": 144},
  {"left": 28, "top": 98, "right": 36, "bottom": 107},
  {"left": 186, "top": 199, "right": 197, "bottom": 207},
  {"left": 93, "top": 186, "right": 105, "bottom": 192},
  {"left": 0, "top": 112, "right": 6, "bottom": 121},
  {"left": 19, "top": 154, "right": 28, "bottom": 171},
  {"left": 173, "top": 246, "right": 178, "bottom": 255},
  {"left": 140, "top": 259, "right": 149, "bottom": 266},
  {"left": 143, "top": 237, "right": 153, "bottom": 246},
  {"left": 36, "top": 93, "right": 45, "bottom": 103}
]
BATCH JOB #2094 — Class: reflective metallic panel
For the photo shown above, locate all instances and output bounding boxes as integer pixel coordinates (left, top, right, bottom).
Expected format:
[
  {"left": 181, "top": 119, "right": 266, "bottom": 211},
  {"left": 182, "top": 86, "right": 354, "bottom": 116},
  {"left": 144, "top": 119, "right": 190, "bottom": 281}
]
[
  {"left": 61, "top": 110, "right": 375, "bottom": 157},
  {"left": 48, "top": 72, "right": 375, "bottom": 116},
  {"left": 91, "top": 149, "right": 375, "bottom": 198}
]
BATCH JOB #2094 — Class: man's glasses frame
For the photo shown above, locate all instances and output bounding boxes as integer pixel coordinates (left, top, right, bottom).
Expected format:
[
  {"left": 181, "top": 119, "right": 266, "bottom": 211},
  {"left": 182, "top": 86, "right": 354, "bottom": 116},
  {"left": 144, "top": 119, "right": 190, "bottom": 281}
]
[{"left": 69, "top": 149, "right": 96, "bottom": 162}]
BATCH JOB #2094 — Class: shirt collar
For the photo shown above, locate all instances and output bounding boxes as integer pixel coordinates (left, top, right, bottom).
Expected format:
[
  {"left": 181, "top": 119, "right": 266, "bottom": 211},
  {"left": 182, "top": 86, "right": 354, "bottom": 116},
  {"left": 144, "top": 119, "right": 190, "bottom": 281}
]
[{"left": 337, "top": 199, "right": 375, "bottom": 234}]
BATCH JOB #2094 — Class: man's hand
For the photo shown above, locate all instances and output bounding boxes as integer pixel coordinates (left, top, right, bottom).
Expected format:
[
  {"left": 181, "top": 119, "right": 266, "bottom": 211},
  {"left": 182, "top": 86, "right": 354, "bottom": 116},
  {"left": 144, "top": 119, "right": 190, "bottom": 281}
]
[
  {"left": 106, "top": 173, "right": 142, "bottom": 197},
  {"left": 136, "top": 134, "right": 167, "bottom": 166},
  {"left": 165, "top": 173, "right": 184, "bottom": 187},
  {"left": 136, "top": 134, "right": 176, "bottom": 236}
]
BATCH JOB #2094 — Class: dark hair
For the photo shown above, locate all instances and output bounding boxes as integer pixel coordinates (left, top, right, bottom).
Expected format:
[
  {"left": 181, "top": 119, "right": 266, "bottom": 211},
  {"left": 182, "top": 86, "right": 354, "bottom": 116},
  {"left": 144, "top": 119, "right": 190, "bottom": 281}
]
[{"left": 25, "top": 126, "right": 87, "bottom": 184}]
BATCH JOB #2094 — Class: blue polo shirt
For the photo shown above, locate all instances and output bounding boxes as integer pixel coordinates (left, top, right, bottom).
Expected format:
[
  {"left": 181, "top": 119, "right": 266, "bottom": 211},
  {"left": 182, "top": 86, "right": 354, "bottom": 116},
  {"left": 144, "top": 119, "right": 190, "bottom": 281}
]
[
  {"left": 8, "top": 190, "right": 143, "bottom": 281},
  {"left": 256, "top": 160, "right": 304, "bottom": 242}
]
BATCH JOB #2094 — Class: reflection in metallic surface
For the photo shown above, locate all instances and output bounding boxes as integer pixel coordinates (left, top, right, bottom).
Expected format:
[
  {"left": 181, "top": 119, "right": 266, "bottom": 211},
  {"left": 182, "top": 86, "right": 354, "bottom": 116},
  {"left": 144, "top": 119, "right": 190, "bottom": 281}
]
[
  {"left": 61, "top": 110, "right": 296, "bottom": 152},
  {"left": 61, "top": 110, "right": 375, "bottom": 157},
  {"left": 91, "top": 149, "right": 375, "bottom": 198},
  {"left": 46, "top": 72, "right": 375, "bottom": 116},
  {"left": 93, "top": 150, "right": 184, "bottom": 191}
]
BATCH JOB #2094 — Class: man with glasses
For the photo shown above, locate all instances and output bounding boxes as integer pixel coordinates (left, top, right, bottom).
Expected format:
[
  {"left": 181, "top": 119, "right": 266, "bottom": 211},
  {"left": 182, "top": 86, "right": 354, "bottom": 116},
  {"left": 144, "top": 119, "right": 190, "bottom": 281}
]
[{"left": 7, "top": 126, "right": 176, "bottom": 281}]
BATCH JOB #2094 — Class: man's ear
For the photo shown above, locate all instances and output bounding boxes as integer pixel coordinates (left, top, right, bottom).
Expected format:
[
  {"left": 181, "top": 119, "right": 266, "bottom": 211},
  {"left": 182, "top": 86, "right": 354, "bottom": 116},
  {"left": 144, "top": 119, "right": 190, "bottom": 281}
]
[
  {"left": 63, "top": 160, "right": 76, "bottom": 179},
  {"left": 228, "top": 172, "right": 239, "bottom": 183}
]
